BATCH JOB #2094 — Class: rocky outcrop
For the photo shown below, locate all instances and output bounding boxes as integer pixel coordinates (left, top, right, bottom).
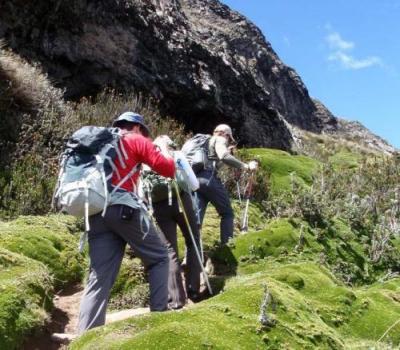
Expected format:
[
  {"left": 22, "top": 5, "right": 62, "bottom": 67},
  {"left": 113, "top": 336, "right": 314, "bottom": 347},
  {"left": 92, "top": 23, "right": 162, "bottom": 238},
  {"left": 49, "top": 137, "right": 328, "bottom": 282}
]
[
  {"left": 0, "top": 0, "right": 391, "bottom": 153},
  {"left": 0, "top": 0, "right": 326, "bottom": 149},
  {"left": 312, "top": 99, "right": 338, "bottom": 133},
  {"left": 311, "top": 99, "right": 395, "bottom": 154},
  {"left": 334, "top": 118, "right": 395, "bottom": 155}
]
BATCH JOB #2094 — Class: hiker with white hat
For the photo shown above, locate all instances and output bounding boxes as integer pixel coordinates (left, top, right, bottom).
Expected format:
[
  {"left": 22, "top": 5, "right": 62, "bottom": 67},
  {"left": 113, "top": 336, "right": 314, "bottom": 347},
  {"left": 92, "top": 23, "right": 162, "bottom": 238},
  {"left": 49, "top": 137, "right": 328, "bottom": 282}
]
[{"left": 196, "top": 124, "right": 258, "bottom": 244}]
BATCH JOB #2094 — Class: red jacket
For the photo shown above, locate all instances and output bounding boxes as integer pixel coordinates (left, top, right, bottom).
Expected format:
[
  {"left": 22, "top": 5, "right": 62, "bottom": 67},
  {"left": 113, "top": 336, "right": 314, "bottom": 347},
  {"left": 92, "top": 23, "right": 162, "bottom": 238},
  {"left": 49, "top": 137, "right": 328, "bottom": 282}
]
[{"left": 112, "top": 132, "right": 175, "bottom": 192}]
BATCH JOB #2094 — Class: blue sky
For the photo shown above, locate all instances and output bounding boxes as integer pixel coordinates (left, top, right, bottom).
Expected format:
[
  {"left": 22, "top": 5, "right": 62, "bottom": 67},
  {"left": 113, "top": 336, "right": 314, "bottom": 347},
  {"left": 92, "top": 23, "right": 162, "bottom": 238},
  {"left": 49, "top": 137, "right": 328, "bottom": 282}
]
[{"left": 222, "top": 0, "right": 399, "bottom": 148}]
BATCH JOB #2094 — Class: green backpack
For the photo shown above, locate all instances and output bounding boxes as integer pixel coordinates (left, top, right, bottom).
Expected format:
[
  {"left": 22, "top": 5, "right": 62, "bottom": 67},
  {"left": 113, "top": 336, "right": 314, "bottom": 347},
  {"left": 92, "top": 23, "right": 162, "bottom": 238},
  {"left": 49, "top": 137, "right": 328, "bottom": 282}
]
[{"left": 142, "top": 171, "right": 175, "bottom": 205}]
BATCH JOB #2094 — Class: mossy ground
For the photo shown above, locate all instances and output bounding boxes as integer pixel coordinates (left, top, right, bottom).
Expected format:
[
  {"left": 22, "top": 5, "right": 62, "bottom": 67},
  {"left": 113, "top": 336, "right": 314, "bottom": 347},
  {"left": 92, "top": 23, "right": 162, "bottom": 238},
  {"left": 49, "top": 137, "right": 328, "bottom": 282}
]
[
  {"left": 0, "top": 148, "right": 397, "bottom": 349},
  {"left": 0, "top": 214, "right": 85, "bottom": 288},
  {"left": 0, "top": 215, "right": 83, "bottom": 348},
  {"left": 71, "top": 148, "right": 400, "bottom": 349},
  {"left": 0, "top": 248, "right": 53, "bottom": 350},
  {"left": 328, "top": 150, "right": 363, "bottom": 169},
  {"left": 244, "top": 148, "right": 320, "bottom": 194},
  {"left": 72, "top": 217, "right": 400, "bottom": 349},
  {"left": 109, "top": 256, "right": 149, "bottom": 310}
]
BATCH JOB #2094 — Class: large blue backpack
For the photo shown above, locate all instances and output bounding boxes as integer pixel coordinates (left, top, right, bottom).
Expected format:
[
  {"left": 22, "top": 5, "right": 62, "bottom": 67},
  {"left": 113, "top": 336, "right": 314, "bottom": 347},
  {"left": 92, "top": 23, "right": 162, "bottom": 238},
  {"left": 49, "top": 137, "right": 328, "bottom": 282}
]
[{"left": 53, "top": 126, "right": 139, "bottom": 231}]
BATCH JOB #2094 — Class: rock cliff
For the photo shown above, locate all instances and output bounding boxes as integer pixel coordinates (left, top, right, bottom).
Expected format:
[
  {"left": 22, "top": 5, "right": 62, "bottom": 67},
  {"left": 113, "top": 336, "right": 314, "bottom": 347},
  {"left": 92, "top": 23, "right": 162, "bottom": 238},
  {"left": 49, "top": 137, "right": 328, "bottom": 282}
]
[{"left": 0, "top": 0, "right": 392, "bottom": 152}]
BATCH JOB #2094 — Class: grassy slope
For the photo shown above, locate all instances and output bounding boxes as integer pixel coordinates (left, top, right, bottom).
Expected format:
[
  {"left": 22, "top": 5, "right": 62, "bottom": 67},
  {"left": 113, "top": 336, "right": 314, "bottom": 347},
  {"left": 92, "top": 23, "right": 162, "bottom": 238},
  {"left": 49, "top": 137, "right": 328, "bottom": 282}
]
[
  {"left": 0, "top": 215, "right": 84, "bottom": 349},
  {"left": 71, "top": 149, "right": 400, "bottom": 349}
]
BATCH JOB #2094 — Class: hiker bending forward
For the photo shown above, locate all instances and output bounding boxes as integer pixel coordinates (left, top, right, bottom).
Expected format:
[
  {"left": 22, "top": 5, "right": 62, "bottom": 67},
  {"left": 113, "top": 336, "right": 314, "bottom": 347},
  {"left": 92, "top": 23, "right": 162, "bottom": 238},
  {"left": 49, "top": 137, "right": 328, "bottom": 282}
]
[
  {"left": 143, "top": 136, "right": 202, "bottom": 309},
  {"left": 78, "top": 112, "right": 175, "bottom": 332},
  {"left": 196, "top": 124, "right": 257, "bottom": 244}
]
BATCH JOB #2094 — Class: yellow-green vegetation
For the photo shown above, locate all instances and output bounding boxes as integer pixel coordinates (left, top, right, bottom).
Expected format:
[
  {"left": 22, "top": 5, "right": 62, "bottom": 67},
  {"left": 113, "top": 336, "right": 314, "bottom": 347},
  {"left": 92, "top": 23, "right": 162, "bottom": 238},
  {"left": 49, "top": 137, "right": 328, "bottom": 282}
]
[
  {"left": 71, "top": 146, "right": 400, "bottom": 349},
  {"left": 328, "top": 150, "right": 362, "bottom": 169},
  {"left": 0, "top": 248, "right": 53, "bottom": 350},
  {"left": 0, "top": 215, "right": 84, "bottom": 349},
  {"left": 1, "top": 47, "right": 399, "bottom": 348},
  {"left": 71, "top": 221, "right": 400, "bottom": 349},
  {"left": 0, "top": 215, "right": 85, "bottom": 288},
  {"left": 298, "top": 130, "right": 384, "bottom": 163},
  {"left": 213, "top": 217, "right": 399, "bottom": 285},
  {"left": 244, "top": 148, "right": 319, "bottom": 194}
]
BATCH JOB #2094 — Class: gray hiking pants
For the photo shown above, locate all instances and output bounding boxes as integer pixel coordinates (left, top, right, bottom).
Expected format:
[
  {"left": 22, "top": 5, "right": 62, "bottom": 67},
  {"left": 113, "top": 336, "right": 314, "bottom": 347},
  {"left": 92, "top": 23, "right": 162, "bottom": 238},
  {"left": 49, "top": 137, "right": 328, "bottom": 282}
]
[
  {"left": 153, "top": 192, "right": 201, "bottom": 308},
  {"left": 197, "top": 170, "right": 234, "bottom": 244},
  {"left": 78, "top": 204, "right": 169, "bottom": 333}
]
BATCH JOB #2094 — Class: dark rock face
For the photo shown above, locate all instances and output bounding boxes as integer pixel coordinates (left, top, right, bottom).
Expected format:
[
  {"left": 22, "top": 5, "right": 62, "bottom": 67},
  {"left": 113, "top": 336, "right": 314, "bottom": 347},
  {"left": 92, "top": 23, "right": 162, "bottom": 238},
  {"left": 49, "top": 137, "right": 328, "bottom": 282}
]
[
  {"left": 312, "top": 99, "right": 339, "bottom": 133},
  {"left": 0, "top": 0, "right": 338, "bottom": 149}
]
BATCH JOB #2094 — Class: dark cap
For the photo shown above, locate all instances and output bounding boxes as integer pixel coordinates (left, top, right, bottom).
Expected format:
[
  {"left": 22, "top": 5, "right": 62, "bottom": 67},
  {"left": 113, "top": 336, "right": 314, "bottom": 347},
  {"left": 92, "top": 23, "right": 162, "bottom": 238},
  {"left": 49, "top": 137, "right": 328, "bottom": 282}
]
[{"left": 112, "top": 112, "right": 150, "bottom": 136}]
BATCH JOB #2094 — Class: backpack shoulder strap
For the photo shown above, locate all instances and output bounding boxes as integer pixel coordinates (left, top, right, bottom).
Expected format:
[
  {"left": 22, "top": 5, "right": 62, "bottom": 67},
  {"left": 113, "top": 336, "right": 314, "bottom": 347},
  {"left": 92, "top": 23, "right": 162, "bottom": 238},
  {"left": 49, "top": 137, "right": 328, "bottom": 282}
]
[
  {"left": 207, "top": 135, "right": 218, "bottom": 161},
  {"left": 110, "top": 162, "right": 141, "bottom": 196}
]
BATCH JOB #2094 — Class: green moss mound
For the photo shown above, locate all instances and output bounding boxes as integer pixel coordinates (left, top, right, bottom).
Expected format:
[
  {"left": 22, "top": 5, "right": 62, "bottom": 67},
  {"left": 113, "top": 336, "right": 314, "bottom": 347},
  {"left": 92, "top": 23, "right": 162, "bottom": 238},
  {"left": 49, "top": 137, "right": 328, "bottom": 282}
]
[
  {"left": 71, "top": 215, "right": 400, "bottom": 349},
  {"left": 0, "top": 215, "right": 85, "bottom": 288},
  {"left": 109, "top": 256, "right": 149, "bottom": 310},
  {"left": 211, "top": 217, "right": 397, "bottom": 285},
  {"left": 244, "top": 148, "right": 319, "bottom": 194},
  {"left": 328, "top": 150, "right": 362, "bottom": 169},
  {"left": 176, "top": 200, "right": 266, "bottom": 256},
  {"left": 0, "top": 248, "right": 53, "bottom": 350},
  {"left": 71, "top": 260, "right": 400, "bottom": 349},
  {"left": 211, "top": 219, "right": 300, "bottom": 270}
]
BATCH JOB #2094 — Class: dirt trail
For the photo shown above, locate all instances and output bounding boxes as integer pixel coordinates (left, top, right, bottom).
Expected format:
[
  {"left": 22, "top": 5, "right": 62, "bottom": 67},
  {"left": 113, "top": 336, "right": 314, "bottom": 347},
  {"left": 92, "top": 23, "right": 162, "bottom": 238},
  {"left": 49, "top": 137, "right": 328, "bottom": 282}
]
[
  {"left": 21, "top": 285, "right": 152, "bottom": 350},
  {"left": 21, "top": 266, "right": 214, "bottom": 349},
  {"left": 22, "top": 284, "right": 83, "bottom": 350}
]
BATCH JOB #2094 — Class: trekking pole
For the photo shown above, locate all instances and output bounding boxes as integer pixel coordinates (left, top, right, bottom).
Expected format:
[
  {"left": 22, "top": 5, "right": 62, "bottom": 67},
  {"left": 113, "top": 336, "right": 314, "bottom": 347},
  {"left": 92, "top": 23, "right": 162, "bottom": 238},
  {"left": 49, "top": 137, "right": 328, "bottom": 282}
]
[
  {"left": 234, "top": 169, "right": 244, "bottom": 233},
  {"left": 240, "top": 170, "right": 255, "bottom": 233},
  {"left": 236, "top": 181, "right": 242, "bottom": 203},
  {"left": 234, "top": 169, "right": 242, "bottom": 204},
  {"left": 173, "top": 181, "right": 213, "bottom": 295}
]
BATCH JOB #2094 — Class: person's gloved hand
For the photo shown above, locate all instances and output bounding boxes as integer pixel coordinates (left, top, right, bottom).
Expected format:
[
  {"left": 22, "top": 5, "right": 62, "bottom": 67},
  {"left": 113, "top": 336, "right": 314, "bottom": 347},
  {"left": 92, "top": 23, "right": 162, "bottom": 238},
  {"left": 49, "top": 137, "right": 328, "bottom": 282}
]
[{"left": 247, "top": 160, "right": 258, "bottom": 171}]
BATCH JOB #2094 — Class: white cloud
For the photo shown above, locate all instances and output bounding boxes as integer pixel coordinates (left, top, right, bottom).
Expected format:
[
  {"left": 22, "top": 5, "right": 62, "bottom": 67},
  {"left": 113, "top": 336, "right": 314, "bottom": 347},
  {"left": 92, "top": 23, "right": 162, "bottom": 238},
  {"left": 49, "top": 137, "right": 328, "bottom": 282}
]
[
  {"left": 325, "top": 30, "right": 383, "bottom": 70},
  {"left": 328, "top": 52, "right": 383, "bottom": 70},
  {"left": 326, "top": 32, "right": 354, "bottom": 51}
]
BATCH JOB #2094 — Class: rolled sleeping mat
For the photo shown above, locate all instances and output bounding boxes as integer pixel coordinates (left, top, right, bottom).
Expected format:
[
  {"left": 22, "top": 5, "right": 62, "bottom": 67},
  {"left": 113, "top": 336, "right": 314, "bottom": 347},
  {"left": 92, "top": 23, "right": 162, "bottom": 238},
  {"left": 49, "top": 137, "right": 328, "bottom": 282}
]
[{"left": 174, "top": 151, "right": 200, "bottom": 192}]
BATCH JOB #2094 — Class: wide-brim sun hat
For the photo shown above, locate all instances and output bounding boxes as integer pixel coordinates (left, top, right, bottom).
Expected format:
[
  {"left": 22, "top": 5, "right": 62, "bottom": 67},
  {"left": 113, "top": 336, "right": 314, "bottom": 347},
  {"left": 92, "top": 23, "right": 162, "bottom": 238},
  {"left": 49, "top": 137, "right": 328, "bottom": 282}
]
[
  {"left": 154, "top": 135, "right": 177, "bottom": 149},
  {"left": 112, "top": 111, "right": 150, "bottom": 137},
  {"left": 214, "top": 124, "right": 235, "bottom": 143}
]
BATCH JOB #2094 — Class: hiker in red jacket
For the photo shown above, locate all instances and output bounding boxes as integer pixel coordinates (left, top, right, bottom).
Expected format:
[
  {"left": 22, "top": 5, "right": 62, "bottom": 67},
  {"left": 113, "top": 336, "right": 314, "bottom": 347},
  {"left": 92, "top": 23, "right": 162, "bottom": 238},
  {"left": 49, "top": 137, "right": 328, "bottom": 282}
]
[{"left": 78, "top": 112, "right": 175, "bottom": 332}]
